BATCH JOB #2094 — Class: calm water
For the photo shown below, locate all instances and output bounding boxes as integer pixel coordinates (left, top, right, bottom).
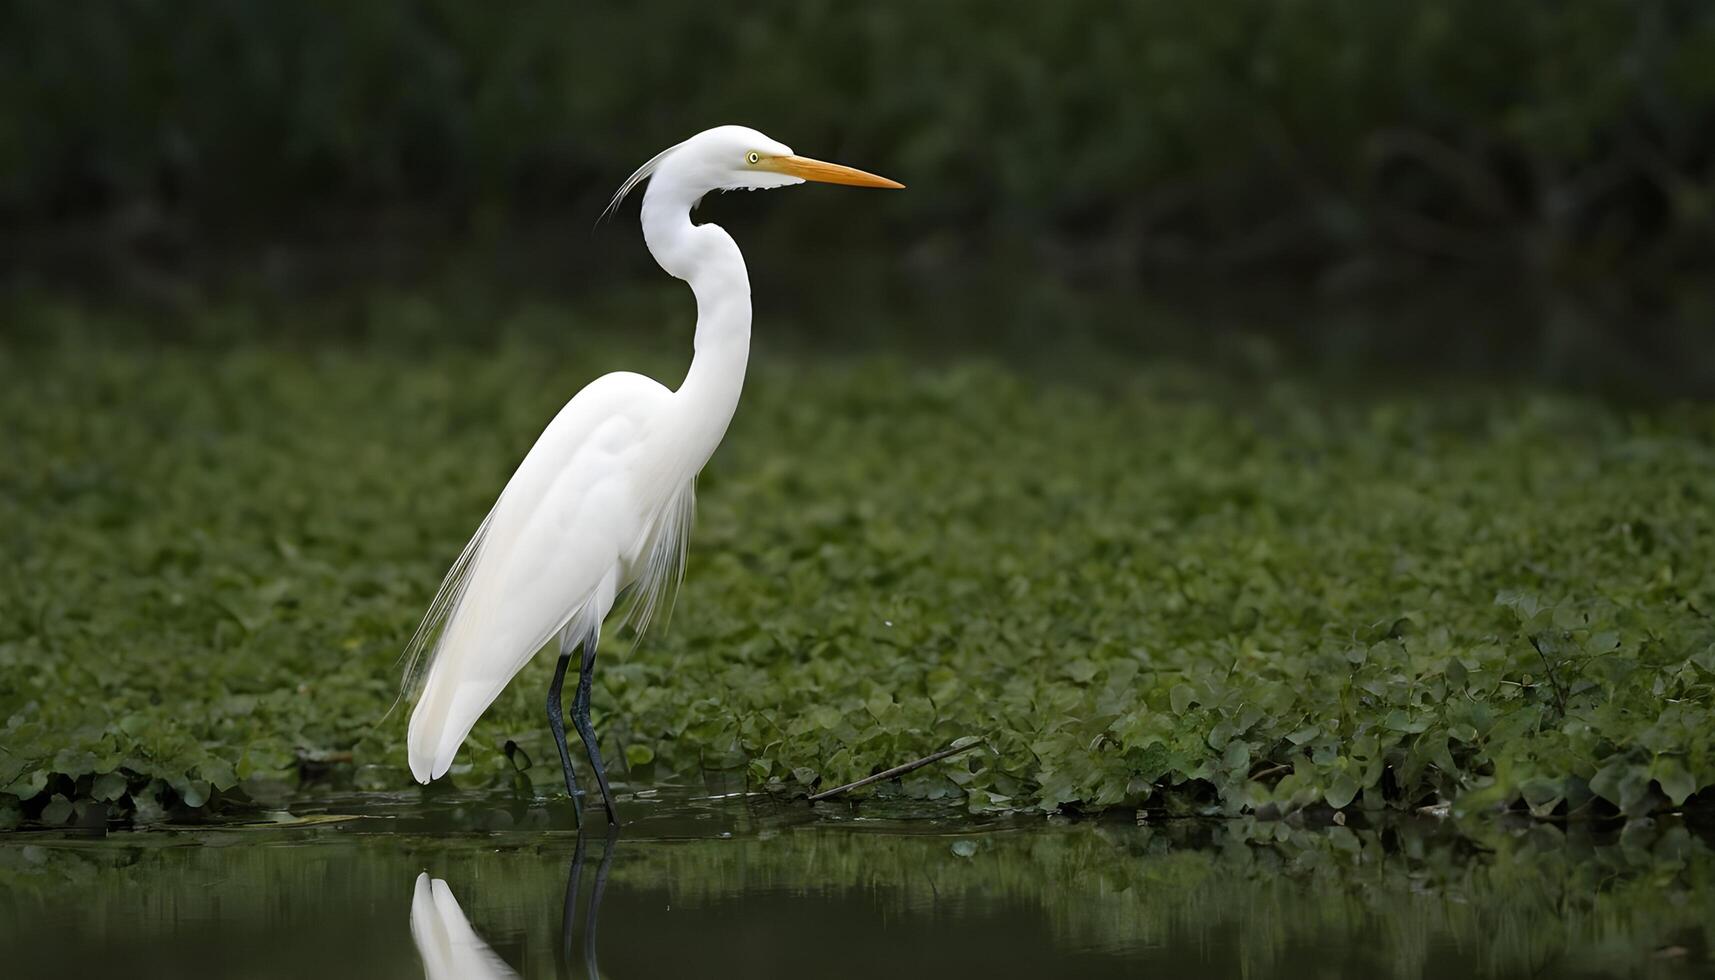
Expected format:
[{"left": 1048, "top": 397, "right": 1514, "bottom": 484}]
[{"left": 2, "top": 787, "right": 1712, "bottom": 979}]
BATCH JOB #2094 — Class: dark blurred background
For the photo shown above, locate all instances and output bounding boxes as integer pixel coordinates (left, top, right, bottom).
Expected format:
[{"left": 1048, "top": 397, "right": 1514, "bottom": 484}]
[{"left": 3, "top": 0, "right": 1712, "bottom": 392}]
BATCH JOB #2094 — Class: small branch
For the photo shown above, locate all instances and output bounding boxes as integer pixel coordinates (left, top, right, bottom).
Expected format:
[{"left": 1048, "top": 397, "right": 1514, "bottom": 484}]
[
  {"left": 1528, "top": 635, "right": 1568, "bottom": 716},
  {"left": 807, "top": 741, "right": 983, "bottom": 802}
]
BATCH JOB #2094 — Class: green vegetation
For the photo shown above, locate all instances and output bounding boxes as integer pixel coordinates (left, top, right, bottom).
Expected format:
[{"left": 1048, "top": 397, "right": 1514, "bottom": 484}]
[
  {"left": 6, "top": 0, "right": 1714, "bottom": 288},
  {"left": 2, "top": 301, "right": 1712, "bottom": 828}
]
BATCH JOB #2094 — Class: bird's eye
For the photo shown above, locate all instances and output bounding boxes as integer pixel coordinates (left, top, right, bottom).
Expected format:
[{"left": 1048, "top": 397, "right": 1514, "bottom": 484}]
[{"left": 746, "top": 152, "right": 760, "bottom": 165}]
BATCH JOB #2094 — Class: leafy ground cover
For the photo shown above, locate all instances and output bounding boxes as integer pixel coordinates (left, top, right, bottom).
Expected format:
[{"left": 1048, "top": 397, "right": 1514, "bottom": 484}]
[{"left": 2, "top": 302, "right": 1712, "bottom": 827}]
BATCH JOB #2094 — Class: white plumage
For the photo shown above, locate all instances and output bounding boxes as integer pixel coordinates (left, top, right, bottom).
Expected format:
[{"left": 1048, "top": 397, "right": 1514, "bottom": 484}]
[
  {"left": 401, "top": 125, "right": 902, "bottom": 818},
  {"left": 406, "top": 373, "right": 678, "bottom": 782}
]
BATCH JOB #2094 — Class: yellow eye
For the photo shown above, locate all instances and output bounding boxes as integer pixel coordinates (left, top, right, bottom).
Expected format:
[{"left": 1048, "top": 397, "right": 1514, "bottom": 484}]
[{"left": 746, "top": 151, "right": 760, "bottom": 165}]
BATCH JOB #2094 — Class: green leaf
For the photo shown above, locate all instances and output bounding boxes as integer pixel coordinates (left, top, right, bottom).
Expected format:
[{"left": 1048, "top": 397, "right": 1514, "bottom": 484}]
[
  {"left": 40, "top": 794, "right": 74, "bottom": 825},
  {"left": 91, "top": 772, "right": 130, "bottom": 802},
  {"left": 1170, "top": 684, "right": 1198, "bottom": 716},
  {"left": 1590, "top": 760, "right": 1653, "bottom": 815},
  {"left": 198, "top": 761, "right": 239, "bottom": 792},
  {"left": 1519, "top": 777, "right": 1563, "bottom": 817},
  {"left": 1651, "top": 757, "right": 1697, "bottom": 807},
  {"left": 1324, "top": 772, "right": 1360, "bottom": 809},
  {"left": 1222, "top": 740, "right": 1250, "bottom": 771},
  {"left": 3, "top": 769, "right": 47, "bottom": 800},
  {"left": 173, "top": 777, "right": 210, "bottom": 809}
]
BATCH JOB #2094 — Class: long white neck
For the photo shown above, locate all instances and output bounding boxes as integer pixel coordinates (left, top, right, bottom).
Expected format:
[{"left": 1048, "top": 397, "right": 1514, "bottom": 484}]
[{"left": 640, "top": 180, "right": 752, "bottom": 476}]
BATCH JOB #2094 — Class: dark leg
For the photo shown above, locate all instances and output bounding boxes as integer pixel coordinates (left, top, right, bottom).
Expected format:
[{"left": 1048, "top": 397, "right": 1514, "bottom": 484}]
[
  {"left": 571, "top": 630, "right": 619, "bottom": 824},
  {"left": 545, "top": 630, "right": 583, "bottom": 825}
]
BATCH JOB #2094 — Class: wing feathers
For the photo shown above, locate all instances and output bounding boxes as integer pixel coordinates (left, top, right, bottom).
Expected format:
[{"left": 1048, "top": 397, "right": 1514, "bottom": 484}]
[
  {"left": 401, "top": 372, "right": 683, "bottom": 783},
  {"left": 400, "top": 507, "right": 495, "bottom": 703}
]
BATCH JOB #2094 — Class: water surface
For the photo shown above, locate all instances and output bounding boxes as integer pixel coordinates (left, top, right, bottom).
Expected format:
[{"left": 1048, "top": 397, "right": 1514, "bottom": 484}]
[{"left": 3, "top": 787, "right": 1711, "bottom": 978}]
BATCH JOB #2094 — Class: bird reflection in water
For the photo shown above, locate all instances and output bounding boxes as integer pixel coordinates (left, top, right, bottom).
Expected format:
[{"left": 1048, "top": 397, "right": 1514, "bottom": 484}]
[
  {"left": 409, "top": 873, "right": 519, "bottom": 980},
  {"left": 410, "top": 827, "right": 621, "bottom": 979}
]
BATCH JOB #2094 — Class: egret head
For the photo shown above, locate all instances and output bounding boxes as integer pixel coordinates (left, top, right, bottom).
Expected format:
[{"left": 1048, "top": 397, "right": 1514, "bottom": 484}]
[{"left": 605, "top": 125, "right": 902, "bottom": 219}]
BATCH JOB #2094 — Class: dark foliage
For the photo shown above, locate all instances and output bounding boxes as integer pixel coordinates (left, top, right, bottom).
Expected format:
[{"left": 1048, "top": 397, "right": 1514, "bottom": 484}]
[{"left": 3, "top": 0, "right": 1713, "bottom": 290}]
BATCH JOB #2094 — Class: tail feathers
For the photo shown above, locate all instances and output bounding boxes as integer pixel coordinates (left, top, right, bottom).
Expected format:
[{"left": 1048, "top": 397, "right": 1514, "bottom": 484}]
[
  {"left": 406, "top": 638, "right": 520, "bottom": 784},
  {"left": 406, "top": 570, "right": 618, "bottom": 783},
  {"left": 407, "top": 681, "right": 471, "bottom": 784},
  {"left": 408, "top": 652, "right": 531, "bottom": 784}
]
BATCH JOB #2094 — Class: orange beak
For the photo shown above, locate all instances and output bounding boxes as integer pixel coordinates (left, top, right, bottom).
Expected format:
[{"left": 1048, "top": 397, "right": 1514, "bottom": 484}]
[{"left": 759, "top": 155, "right": 904, "bottom": 189}]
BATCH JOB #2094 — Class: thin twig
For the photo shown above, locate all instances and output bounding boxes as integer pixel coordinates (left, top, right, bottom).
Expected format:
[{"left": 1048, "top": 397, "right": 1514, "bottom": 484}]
[
  {"left": 1528, "top": 635, "right": 1568, "bottom": 716},
  {"left": 807, "top": 741, "right": 983, "bottom": 802}
]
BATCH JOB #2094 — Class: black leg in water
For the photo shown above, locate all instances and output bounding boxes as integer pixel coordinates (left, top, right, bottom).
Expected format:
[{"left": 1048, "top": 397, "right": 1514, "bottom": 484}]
[
  {"left": 572, "top": 631, "right": 619, "bottom": 825},
  {"left": 545, "top": 630, "right": 583, "bottom": 826}
]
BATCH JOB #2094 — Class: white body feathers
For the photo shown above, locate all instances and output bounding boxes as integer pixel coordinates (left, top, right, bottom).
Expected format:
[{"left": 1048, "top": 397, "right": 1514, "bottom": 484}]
[{"left": 404, "top": 126, "right": 794, "bottom": 783}]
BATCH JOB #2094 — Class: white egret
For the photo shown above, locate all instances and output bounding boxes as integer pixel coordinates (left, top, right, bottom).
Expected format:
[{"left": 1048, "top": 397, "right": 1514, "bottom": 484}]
[{"left": 403, "top": 125, "right": 903, "bottom": 824}]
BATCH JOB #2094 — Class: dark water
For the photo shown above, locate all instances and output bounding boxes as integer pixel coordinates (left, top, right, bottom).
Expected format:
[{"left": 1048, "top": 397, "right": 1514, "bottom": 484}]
[{"left": 2, "top": 787, "right": 1712, "bottom": 979}]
